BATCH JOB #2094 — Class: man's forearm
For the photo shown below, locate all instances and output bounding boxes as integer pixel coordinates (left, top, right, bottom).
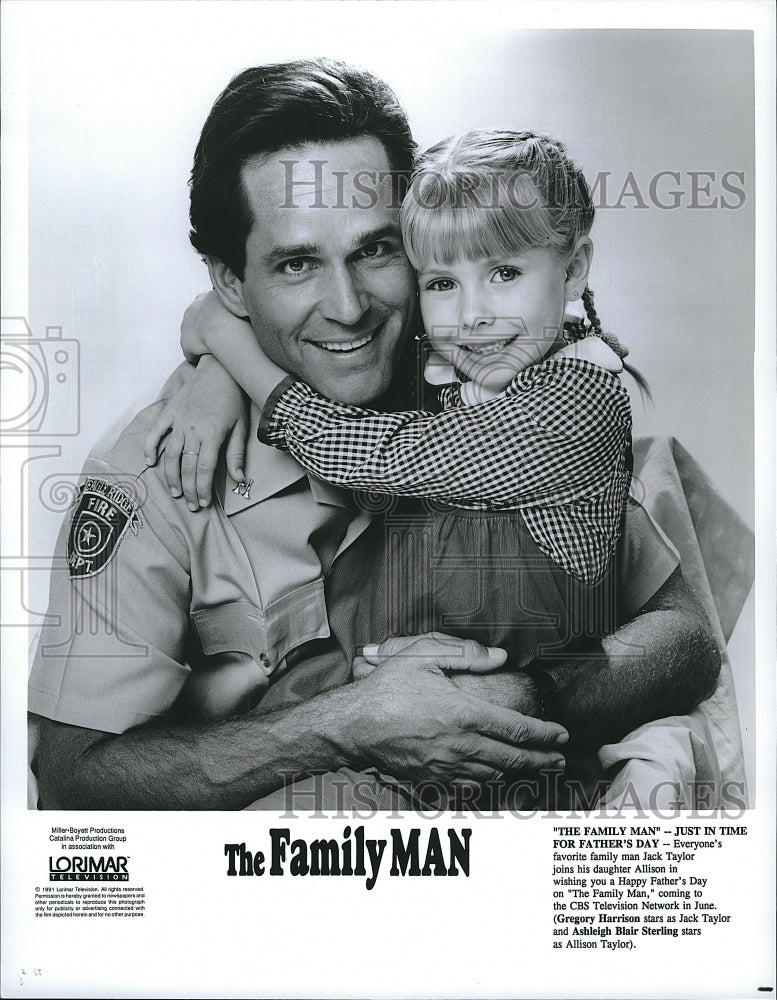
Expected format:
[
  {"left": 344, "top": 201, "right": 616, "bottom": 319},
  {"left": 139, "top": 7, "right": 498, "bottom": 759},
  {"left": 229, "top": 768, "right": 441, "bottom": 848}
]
[
  {"left": 452, "top": 569, "right": 720, "bottom": 749},
  {"left": 37, "top": 688, "right": 361, "bottom": 810},
  {"left": 541, "top": 567, "right": 721, "bottom": 748},
  {"left": 36, "top": 638, "right": 569, "bottom": 810},
  {"left": 450, "top": 670, "right": 541, "bottom": 715}
]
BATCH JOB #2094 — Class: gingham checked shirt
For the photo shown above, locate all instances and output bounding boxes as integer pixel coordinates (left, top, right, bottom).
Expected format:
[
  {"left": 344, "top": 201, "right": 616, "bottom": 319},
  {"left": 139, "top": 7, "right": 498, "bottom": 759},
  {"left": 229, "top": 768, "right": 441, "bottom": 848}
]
[{"left": 259, "top": 357, "right": 632, "bottom": 583}]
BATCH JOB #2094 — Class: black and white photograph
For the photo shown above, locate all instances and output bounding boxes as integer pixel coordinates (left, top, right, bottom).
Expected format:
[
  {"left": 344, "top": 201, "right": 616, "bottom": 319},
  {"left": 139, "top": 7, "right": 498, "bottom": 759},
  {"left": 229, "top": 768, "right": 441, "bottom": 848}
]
[{"left": 2, "top": 1, "right": 774, "bottom": 997}]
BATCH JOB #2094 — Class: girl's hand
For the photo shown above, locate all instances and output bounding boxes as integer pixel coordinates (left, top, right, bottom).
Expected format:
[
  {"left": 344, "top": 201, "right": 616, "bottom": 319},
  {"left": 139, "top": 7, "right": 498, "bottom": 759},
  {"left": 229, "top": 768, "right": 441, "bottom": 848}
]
[
  {"left": 180, "top": 290, "right": 248, "bottom": 362},
  {"left": 143, "top": 354, "right": 249, "bottom": 510},
  {"left": 450, "top": 340, "right": 537, "bottom": 394},
  {"left": 181, "top": 289, "right": 288, "bottom": 412}
]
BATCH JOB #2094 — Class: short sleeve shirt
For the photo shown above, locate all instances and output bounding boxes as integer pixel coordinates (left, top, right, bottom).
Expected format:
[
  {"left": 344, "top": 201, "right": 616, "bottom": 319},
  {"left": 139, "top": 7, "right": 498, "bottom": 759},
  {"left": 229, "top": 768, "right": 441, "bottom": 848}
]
[
  {"left": 28, "top": 398, "right": 370, "bottom": 734},
  {"left": 29, "top": 396, "right": 678, "bottom": 736}
]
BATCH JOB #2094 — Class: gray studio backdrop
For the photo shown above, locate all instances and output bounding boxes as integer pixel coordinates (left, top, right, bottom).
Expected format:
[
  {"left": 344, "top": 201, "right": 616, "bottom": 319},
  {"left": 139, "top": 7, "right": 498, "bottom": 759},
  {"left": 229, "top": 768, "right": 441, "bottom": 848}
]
[{"left": 17, "top": 13, "right": 755, "bottom": 769}]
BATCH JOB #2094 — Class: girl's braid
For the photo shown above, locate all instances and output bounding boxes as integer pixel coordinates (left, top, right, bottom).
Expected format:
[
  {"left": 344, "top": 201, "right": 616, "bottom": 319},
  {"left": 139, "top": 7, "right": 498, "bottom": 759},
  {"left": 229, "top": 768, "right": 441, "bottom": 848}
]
[
  {"left": 582, "top": 286, "right": 603, "bottom": 337},
  {"left": 581, "top": 286, "right": 630, "bottom": 362},
  {"left": 565, "top": 285, "right": 652, "bottom": 400}
]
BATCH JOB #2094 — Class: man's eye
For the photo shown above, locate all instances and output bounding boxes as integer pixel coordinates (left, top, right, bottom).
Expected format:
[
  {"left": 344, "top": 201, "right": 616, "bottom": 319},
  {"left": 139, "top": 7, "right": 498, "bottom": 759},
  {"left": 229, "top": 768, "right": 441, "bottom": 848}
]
[
  {"left": 281, "top": 258, "right": 313, "bottom": 275},
  {"left": 360, "top": 242, "right": 388, "bottom": 260},
  {"left": 425, "top": 278, "right": 456, "bottom": 292},
  {"left": 492, "top": 266, "right": 520, "bottom": 283}
]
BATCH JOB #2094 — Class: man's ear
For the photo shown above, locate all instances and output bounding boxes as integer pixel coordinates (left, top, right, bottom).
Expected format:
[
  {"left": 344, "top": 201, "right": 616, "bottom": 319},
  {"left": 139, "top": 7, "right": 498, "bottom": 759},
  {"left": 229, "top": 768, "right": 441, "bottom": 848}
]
[
  {"left": 564, "top": 237, "right": 594, "bottom": 300},
  {"left": 205, "top": 257, "right": 250, "bottom": 318}
]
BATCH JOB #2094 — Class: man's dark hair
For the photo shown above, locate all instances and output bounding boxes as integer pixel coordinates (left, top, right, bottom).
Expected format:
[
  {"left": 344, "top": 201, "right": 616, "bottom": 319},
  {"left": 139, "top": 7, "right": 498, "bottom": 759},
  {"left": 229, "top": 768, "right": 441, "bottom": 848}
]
[{"left": 189, "top": 58, "right": 417, "bottom": 279}]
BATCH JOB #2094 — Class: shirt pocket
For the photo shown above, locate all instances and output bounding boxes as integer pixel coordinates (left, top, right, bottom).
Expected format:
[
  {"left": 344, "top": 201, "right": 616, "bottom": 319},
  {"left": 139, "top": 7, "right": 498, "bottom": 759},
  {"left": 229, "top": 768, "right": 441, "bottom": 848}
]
[
  {"left": 191, "top": 582, "right": 331, "bottom": 676},
  {"left": 191, "top": 602, "right": 269, "bottom": 666},
  {"left": 186, "top": 602, "right": 270, "bottom": 720},
  {"left": 186, "top": 589, "right": 331, "bottom": 720}
]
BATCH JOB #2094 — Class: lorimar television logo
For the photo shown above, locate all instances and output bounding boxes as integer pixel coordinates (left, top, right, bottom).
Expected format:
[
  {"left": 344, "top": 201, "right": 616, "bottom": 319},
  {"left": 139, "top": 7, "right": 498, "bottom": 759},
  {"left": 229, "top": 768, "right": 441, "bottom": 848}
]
[{"left": 49, "top": 855, "right": 129, "bottom": 882}]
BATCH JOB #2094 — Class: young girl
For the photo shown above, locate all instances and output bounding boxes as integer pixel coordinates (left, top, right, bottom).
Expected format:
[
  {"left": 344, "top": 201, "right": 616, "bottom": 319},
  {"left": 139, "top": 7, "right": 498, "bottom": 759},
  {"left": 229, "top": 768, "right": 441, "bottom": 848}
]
[{"left": 151, "top": 130, "right": 642, "bottom": 672}]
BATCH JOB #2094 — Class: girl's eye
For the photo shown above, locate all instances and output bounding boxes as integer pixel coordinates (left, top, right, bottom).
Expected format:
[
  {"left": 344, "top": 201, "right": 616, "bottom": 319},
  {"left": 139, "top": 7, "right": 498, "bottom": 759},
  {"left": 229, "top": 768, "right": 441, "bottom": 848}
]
[
  {"left": 492, "top": 266, "right": 520, "bottom": 283},
  {"left": 425, "top": 278, "right": 456, "bottom": 292},
  {"left": 281, "top": 258, "right": 313, "bottom": 275}
]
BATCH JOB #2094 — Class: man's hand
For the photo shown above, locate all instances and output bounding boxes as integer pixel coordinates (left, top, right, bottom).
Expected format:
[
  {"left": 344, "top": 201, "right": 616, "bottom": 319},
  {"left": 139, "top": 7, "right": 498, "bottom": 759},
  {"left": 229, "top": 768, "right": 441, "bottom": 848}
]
[
  {"left": 355, "top": 632, "right": 542, "bottom": 715},
  {"left": 353, "top": 631, "right": 507, "bottom": 677},
  {"left": 346, "top": 633, "right": 568, "bottom": 787},
  {"left": 35, "top": 634, "right": 566, "bottom": 811}
]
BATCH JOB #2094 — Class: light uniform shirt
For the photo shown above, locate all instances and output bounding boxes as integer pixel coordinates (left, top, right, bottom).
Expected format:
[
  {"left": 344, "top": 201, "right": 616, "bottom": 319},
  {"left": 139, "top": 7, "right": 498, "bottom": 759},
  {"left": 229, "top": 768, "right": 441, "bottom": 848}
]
[
  {"left": 28, "top": 394, "right": 679, "bottom": 738},
  {"left": 28, "top": 398, "right": 370, "bottom": 734}
]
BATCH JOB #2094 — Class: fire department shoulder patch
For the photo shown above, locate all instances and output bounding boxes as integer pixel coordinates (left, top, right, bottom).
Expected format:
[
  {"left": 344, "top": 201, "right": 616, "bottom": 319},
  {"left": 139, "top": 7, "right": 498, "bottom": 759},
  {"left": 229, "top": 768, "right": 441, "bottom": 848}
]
[{"left": 67, "top": 477, "right": 143, "bottom": 579}]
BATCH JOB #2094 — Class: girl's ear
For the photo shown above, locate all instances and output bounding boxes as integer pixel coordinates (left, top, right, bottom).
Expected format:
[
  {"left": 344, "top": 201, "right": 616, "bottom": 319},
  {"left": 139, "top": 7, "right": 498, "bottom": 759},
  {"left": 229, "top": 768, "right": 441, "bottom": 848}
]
[
  {"left": 564, "top": 237, "right": 594, "bottom": 300},
  {"left": 205, "top": 257, "right": 250, "bottom": 319}
]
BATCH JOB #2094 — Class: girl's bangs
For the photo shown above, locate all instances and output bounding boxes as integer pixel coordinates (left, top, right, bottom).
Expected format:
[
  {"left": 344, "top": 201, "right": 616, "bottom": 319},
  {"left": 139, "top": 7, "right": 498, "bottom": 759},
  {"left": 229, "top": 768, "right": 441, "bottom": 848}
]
[{"left": 401, "top": 171, "right": 562, "bottom": 268}]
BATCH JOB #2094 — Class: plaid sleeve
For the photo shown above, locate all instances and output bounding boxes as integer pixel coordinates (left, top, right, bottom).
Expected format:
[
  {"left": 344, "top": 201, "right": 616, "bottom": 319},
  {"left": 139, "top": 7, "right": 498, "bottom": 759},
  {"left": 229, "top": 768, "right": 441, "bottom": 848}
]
[{"left": 259, "top": 358, "right": 631, "bottom": 510}]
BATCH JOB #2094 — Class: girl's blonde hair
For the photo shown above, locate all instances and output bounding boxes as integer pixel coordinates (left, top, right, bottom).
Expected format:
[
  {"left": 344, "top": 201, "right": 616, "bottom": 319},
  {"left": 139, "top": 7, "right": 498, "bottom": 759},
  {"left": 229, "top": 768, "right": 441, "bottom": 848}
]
[
  {"left": 401, "top": 129, "right": 594, "bottom": 267},
  {"left": 401, "top": 129, "right": 650, "bottom": 397}
]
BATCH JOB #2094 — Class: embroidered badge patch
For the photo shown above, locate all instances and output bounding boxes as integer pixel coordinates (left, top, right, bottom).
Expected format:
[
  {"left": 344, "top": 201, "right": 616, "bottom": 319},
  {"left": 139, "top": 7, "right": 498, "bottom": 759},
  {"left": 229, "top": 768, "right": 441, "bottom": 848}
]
[{"left": 67, "top": 477, "right": 143, "bottom": 579}]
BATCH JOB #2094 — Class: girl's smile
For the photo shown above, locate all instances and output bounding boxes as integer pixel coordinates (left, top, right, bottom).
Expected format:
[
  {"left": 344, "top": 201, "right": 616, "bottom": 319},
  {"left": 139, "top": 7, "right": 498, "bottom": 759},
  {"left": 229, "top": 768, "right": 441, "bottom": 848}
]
[{"left": 417, "top": 243, "right": 589, "bottom": 392}]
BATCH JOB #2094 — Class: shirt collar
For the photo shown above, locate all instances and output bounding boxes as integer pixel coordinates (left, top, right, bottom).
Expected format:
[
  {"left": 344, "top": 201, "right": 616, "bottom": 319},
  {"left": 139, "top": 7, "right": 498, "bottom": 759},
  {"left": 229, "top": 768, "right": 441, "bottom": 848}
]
[{"left": 216, "top": 405, "right": 354, "bottom": 515}]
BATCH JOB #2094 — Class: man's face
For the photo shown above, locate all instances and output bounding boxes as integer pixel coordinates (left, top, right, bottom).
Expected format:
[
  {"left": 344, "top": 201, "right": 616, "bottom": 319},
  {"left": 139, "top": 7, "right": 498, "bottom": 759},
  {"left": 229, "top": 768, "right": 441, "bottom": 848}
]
[{"left": 232, "top": 138, "right": 417, "bottom": 405}]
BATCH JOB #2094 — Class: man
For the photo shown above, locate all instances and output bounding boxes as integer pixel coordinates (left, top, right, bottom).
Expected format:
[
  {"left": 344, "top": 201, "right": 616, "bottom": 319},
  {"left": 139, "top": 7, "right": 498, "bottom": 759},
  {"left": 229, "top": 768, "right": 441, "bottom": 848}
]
[{"left": 29, "top": 58, "right": 720, "bottom": 810}]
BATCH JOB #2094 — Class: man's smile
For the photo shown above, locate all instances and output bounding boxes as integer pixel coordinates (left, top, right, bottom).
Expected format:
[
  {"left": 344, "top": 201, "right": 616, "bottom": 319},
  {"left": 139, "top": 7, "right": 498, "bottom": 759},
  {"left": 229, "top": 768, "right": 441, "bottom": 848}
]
[
  {"left": 314, "top": 330, "right": 377, "bottom": 353},
  {"left": 237, "top": 138, "right": 416, "bottom": 404}
]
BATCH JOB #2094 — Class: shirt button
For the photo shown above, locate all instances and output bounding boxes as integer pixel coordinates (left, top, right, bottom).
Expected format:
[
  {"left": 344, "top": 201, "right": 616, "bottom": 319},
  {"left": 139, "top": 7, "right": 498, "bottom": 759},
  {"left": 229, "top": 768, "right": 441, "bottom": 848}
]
[{"left": 259, "top": 652, "right": 271, "bottom": 670}]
